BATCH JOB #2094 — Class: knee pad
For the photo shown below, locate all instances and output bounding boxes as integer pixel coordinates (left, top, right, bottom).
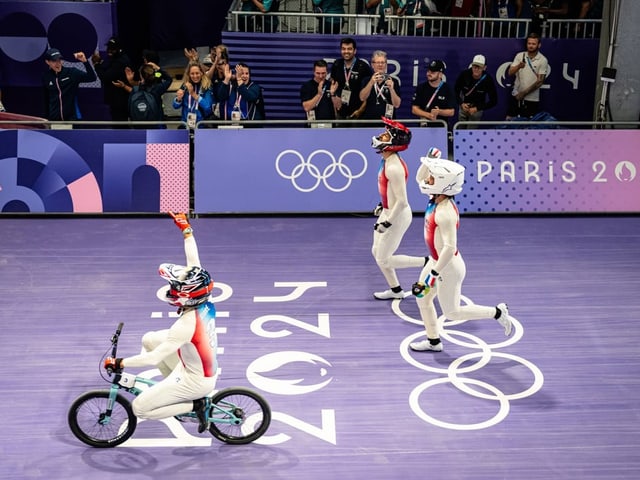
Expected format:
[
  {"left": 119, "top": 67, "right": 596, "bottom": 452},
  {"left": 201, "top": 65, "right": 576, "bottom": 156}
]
[{"left": 131, "top": 397, "right": 149, "bottom": 419}]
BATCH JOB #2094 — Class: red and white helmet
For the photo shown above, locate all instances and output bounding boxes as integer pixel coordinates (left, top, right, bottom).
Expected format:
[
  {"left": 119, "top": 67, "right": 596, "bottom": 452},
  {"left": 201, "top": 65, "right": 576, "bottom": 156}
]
[
  {"left": 156, "top": 264, "right": 213, "bottom": 307},
  {"left": 371, "top": 117, "right": 412, "bottom": 153}
]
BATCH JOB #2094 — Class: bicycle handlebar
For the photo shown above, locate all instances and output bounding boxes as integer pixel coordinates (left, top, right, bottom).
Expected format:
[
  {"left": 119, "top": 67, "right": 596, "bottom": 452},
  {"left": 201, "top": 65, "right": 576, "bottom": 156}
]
[{"left": 110, "top": 322, "right": 124, "bottom": 358}]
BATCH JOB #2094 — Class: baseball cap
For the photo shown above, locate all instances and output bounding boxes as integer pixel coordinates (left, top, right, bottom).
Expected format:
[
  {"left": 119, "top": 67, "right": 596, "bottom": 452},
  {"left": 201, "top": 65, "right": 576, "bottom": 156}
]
[
  {"left": 427, "top": 59, "right": 446, "bottom": 72},
  {"left": 471, "top": 54, "right": 486, "bottom": 67},
  {"left": 45, "top": 48, "right": 62, "bottom": 61},
  {"left": 106, "top": 37, "right": 122, "bottom": 50}
]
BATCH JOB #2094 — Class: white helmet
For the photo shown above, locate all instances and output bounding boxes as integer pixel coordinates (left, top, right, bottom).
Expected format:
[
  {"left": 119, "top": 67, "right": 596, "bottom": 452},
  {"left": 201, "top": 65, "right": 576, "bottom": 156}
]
[{"left": 418, "top": 157, "right": 465, "bottom": 196}]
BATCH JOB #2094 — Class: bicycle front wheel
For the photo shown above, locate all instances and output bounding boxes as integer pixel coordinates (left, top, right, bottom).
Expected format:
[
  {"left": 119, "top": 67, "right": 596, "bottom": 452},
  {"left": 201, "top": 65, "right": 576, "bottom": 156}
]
[
  {"left": 209, "top": 387, "right": 271, "bottom": 445},
  {"left": 68, "top": 389, "right": 137, "bottom": 447}
]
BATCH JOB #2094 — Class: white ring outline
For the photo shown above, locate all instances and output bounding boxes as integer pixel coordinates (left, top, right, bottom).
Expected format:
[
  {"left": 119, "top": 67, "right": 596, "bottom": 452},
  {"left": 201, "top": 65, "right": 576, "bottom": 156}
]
[
  {"left": 275, "top": 148, "right": 368, "bottom": 193},
  {"left": 448, "top": 351, "right": 545, "bottom": 401},
  {"left": 409, "top": 378, "right": 510, "bottom": 430}
]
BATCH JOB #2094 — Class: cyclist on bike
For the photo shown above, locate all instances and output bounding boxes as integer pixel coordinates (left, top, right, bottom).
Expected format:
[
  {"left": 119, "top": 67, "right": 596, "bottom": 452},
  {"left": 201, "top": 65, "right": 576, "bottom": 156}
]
[{"left": 105, "top": 212, "right": 217, "bottom": 433}]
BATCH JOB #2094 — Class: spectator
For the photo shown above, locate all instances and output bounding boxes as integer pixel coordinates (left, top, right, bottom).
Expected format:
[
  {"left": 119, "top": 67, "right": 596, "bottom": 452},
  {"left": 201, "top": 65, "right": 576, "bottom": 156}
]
[
  {"left": 91, "top": 37, "right": 133, "bottom": 126},
  {"left": 529, "top": 0, "right": 569, "bottom": 35},
  {"left": 359, "top": 50, "right": 402, "bottom": 121},
  {"left": 142, "top": 49, "right": 161, "bottom": 66},
  {"left": 42, "top": 48, "right": 97, "bottom": 123},
  {"left": 312, "top": 0, "right": 345, "bottom": 34},
  {"left": 239, "top": 0, "right": 280, "bottom": 33},
  {"left": 300, "top": 60, "right": 338, "bottom": 124},
  {"left": 172, "top": 62, "right": 215, "bottom": 129},
  {"left": 506, "top": 32, "right": 548, "bottom": 119},
  {"left": 208, "top": 48, "right": 232, "bottom": 120},
  {"left": 488, "top": 0, "right": 524, "bottom": 38},
  {"left": 112, "top": 63, "right": 172, "bottom": 128},
  {"left": 216, "top": 62, "right": 265, "bottom": 122},
  {"left": 411, "top": 59, "right": 456, "bottom": 127},
  {"left": 366, "top": 0, "right": 406, "bottom": 35},
  {"left": 403, "top": 0, "right": 441, "bottom": 36},
  {"left": 454, "top": 54, "right": 498, "bottom": 124},
  {"left": 201, "top": 54, "right": 214, "bottom": 74},
  {"left": 330, "top": 37, "right": 372, "bottom": 122}
]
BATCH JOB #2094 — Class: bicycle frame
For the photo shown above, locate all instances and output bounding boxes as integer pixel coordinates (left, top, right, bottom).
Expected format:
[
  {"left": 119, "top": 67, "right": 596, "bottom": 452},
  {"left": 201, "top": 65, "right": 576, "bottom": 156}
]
[
  {"left": 101, "top": 323, "right": 249, "bottom": 427},
  {"left": 68, "top": 322, "right": 270, "bottom": 447},
  {"left": 104, "top": 372, "right": 245, "bottom": 427}
]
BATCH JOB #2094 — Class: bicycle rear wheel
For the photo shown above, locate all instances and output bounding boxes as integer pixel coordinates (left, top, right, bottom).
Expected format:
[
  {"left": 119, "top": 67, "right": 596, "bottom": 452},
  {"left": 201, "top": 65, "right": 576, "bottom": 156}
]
[
  {"left": 68, "top": 390, "right": 137, "bottom": 447},
  {"left": 208, "top": 387, "right": 271, "bottom": 445}
]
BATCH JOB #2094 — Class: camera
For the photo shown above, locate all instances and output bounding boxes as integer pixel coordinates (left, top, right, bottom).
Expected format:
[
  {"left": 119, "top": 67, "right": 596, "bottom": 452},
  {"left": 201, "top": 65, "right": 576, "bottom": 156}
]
[{"left": 530, "top": 0, "right": 552, "bottom": 21}]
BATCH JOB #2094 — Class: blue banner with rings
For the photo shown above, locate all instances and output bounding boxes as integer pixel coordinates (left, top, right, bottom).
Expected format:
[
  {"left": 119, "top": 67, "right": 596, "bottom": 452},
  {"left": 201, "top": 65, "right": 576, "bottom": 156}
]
[{"left": 193, "top": 126, "right": 448, "bottom": 214}]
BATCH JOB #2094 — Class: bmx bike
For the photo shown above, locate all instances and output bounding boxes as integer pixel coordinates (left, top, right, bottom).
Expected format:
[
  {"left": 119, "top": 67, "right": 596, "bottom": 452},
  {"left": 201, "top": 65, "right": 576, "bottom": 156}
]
[{"left": 67, "top": 323, "right": 271, "bottom": 447}]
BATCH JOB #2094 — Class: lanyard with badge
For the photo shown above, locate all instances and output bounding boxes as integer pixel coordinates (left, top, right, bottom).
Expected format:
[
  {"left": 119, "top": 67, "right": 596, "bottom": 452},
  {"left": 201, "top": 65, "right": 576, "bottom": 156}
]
[
  {"left": 307, "top": 81, "right": 328, "bottom": 121},
  {"left": 525, "top": 55, "right": 537, "bottom": 74},
  {"left": 425, "top": 81, "right": 443, "bottom": 110},
  {"left": 232, "top": 90, "right": 243, "bottom": 121},
  {"left": 460, "top": 74, "right": 486, "bottom": 103},
  {"left": 341, "top": 58, "right": 356, "bottom": 105},
  {"left": 186, "top": 85, "right": 201, "bottom": 129},
  {"left": 374, "top": 78, "right": 395, "bottom": 118}
]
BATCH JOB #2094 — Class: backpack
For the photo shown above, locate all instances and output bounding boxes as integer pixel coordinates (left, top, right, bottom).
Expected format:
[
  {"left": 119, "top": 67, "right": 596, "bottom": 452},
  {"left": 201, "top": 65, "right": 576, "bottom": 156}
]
[{"left": 128, "top": 87, "right": 161, "bottom": 121}]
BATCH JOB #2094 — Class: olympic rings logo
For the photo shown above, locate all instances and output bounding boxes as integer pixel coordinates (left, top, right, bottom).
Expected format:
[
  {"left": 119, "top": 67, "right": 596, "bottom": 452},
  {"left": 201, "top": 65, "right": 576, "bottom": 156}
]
[
  {"left": 393, "top": 295, "right": 544, "bottom": 430},
  {"left": 275, "top": 149, "right": 368, "bottom": 193}
]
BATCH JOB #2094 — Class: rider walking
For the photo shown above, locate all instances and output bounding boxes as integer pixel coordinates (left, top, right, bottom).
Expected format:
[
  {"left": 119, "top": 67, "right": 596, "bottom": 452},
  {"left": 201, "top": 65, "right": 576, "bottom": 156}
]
[{"left": 105, "top": 212, "right": 217, "bottom": 433}]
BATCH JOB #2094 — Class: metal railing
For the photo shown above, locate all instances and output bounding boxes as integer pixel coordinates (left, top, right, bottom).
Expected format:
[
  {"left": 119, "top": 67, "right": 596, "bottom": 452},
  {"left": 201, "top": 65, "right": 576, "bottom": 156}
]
[{"left": 226, "top": 11, "right": 601, "bottom": 39}]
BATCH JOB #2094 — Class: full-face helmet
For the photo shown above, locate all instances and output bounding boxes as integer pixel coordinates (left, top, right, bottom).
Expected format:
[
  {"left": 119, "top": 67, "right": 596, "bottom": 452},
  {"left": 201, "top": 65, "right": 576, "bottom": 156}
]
[
  {"left": 157, "top": 264, "right": 213, "bottom": 307},
  {"left": 371, "top": 117, "right": 412, "bottom": 153},
  {"left": 418, "top": 157, "right": 465, "bottom": 196}
]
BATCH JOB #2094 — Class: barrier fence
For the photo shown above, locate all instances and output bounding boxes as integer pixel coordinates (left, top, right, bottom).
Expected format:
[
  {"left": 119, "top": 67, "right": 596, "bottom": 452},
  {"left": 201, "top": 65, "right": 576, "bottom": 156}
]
[
  {"left": 1, "top": 120, "right": 638, "bottom": 215},
  {"left": 226, "top": 11, "right": 602, "bottom": 40}
]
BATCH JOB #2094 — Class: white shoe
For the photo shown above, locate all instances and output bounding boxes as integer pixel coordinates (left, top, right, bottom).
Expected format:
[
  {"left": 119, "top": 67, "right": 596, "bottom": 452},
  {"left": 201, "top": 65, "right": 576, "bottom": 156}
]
[
  {"left": 409, "top": 339, "right": 443, "bottom": 352},
  {"left": 496, "top": 303, "right": 513, "bottom": 336},
  {"left": 373, "top": 289, "right": 405, "bottom": 300}
]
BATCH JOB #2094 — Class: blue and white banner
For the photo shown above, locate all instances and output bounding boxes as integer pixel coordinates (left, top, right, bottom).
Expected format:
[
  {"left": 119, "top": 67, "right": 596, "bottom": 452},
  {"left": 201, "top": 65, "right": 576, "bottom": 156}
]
[{"left": 194, "top": 126, "right": 448, "bottom": 214}]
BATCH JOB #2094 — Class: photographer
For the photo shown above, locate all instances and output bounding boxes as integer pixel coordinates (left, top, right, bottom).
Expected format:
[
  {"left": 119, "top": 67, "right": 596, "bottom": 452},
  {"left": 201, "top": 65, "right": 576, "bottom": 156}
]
[
  {"left": 359, "top": 50, "right": 402, "bottom": 120},
  {"left": 529, "top": 0, "right": 568, "bottom": 35}
]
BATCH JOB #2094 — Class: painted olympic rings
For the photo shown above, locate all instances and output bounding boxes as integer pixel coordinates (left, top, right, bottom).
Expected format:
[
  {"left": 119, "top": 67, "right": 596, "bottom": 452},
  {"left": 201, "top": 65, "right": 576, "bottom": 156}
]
[
  {"left": 275, "top": 149, "right": 368, "bottom": 192},
  {"left": 394, "top": 296, "right": 544, "bottom": 430}
]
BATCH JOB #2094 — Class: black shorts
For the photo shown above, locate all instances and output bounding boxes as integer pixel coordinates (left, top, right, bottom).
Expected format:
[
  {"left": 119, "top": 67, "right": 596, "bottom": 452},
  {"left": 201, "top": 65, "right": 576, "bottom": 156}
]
[{"left": 506, "top": 95, "right": 541, "bottom": 118}]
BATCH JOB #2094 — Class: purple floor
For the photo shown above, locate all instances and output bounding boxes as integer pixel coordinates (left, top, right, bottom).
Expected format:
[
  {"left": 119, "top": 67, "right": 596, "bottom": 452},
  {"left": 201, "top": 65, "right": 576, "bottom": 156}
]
[{"left": 1, "top": 215, "right": 639, "bottom": 479}]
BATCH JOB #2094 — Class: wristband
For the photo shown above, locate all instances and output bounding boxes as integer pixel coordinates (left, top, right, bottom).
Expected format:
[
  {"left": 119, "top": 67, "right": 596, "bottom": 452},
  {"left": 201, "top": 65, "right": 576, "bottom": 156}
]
[{"left": 183, "top": 227, "right": 193, "bottom": 235}]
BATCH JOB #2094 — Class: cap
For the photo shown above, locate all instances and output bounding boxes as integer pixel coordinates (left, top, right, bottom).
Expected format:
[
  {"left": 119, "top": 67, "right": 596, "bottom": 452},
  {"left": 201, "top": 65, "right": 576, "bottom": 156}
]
[
  {"left": 471, "top": 54, "right": 486, "bottom": 67},
  {"left": 106, "top": 37, "right": 122, "bottom": 50},
  {"left": 428, "top": 59, "right": 446, "bottom": 73},
  {"left": 45, "top": 48, "right": 62, "bottom": 61},
  {"left": 202, "top": 54, "right": 213, "bottom": 66}
]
